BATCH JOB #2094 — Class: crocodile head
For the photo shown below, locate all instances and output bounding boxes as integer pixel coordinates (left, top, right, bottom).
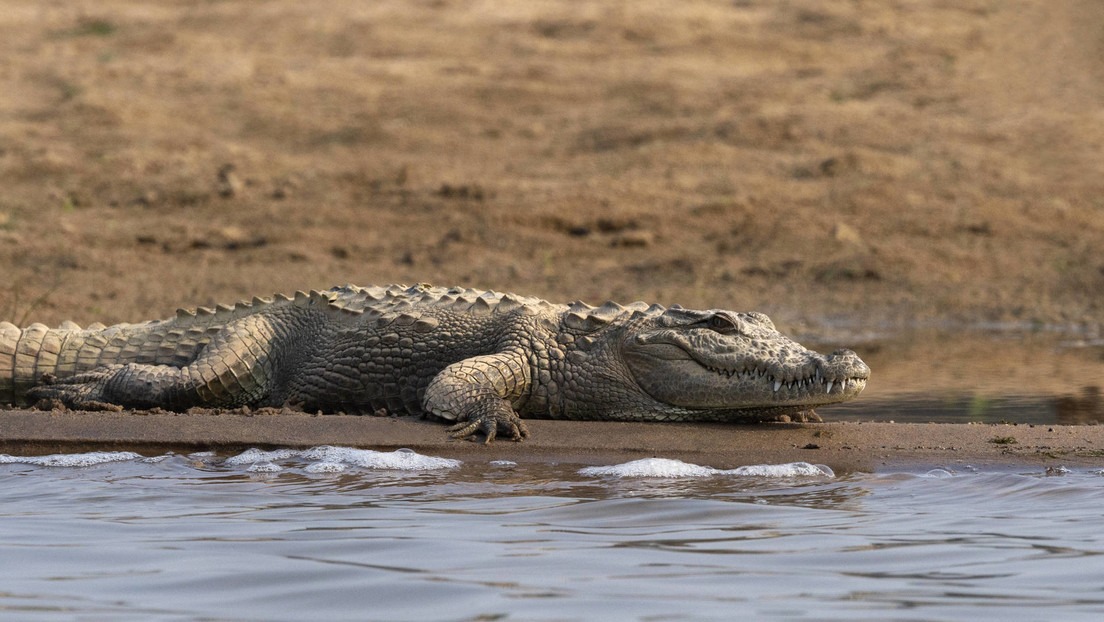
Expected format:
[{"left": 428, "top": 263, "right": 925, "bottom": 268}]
[{"left": 620, "top": 308, "right": 869, "bottom": 419}]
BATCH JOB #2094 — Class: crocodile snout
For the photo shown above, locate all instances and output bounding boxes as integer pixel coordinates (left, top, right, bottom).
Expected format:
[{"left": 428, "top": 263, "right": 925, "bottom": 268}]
[{"left": 828, "top": 348, "right": 870, "bottom": 379}]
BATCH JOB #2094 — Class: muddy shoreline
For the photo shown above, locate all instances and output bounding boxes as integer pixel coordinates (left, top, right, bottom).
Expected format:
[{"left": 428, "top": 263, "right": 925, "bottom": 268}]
[{"left": 3, "top": 409, "right": 1102, "bottom": 473}]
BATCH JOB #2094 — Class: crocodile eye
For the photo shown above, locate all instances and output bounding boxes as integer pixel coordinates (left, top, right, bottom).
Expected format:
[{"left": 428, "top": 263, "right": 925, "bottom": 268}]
[{"left": 706, "top": 314, "right": 739, "bottom": 334}]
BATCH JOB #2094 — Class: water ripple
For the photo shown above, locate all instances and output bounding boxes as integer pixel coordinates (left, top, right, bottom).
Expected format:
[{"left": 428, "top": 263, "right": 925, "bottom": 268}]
[{"left": 3, "top": 450, "right": 1104, "bottom": 619}]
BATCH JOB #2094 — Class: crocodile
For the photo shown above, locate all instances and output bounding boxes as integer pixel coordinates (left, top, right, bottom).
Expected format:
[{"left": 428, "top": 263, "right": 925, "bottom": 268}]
[{"left": 0, "top": 284, "right": 870, "bottom": 442}]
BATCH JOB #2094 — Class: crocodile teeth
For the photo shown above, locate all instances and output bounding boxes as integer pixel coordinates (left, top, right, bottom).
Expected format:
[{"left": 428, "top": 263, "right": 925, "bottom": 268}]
[
  {"left": 826, "top": 380, "right": 834, "bottom": 394},
  {"left": 773, "top": 380, "right": 782, "bottom": 392},
  {"left": 707, "top": 366, "right": 739, "bottom": 379}
]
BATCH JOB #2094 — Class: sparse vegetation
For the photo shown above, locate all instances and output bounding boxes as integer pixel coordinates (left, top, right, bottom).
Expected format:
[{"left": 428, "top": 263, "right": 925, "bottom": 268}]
[{"left": 67, "top": 18, "right": 117, "bottom": 38}]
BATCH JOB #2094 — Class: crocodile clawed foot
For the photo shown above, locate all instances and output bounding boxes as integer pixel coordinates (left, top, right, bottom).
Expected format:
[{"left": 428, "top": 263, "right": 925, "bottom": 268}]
[
  {"left": 799, "top": 410, "right": 823, "bottom": 423},
  {"left": 447, "top": 408, "right": 530, "bottom": 444},
  {"left": 776, "top": 410, "right": 822, "bottom": 423},
  {"left": 25, "top": 367, "right": 126, "bottom": 412}
]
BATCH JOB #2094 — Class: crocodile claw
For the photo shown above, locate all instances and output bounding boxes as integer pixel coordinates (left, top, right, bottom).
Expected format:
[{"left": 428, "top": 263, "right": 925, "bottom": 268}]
[
  {"left": 447, "top": 408, "right": 530, "bottom": 444},
  {"left": 25, "top": 367, "right": 126, "bottom": 412},
  {"left": 775, "top": 410, "right": 823, "bottom": 423}
]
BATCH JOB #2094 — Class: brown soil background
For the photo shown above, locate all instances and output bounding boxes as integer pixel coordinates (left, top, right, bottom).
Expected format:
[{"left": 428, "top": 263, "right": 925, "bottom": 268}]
[
  {"left": 1, "top": 1, "right": 1103, "bottom": 459},
  {"left": 3, "top": 0, "right": 1103, "bottom": 329}
]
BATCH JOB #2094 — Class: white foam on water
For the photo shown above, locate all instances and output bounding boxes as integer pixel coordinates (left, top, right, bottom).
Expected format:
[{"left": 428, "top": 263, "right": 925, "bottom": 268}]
[
  {"left": 304, "top": 462, "right": 347, "bottom": 474},
  {"left": 224, "top": 448, "right": 300, "bottom": 465},
  {"left": 730, "top": 462, "right": 835, "bottom": 478},
  {"left": 580, "top": 458, "right": 716, "bottom": 478},
  {"left": 0, "top": 451, "right": 143, "bottom": 468},
  {"left": 247, "top": 462, "right": 283, "bottom": 473},
  {"left": 578, "top": 458, "right": 834, "bottom": 478},
  {"left": 224, "top": 446, "right": 461, "bottom": 471}
]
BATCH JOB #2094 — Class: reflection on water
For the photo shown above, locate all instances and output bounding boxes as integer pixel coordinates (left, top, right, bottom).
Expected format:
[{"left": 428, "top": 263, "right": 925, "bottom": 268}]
[
  {"left": 807, "top": 328, "right": 1104, "bottom": 425},
  {"left": 827, "top": 389, "right": 1104, "bottom": 425},
  {"left": 1057, "top": 386, "right": 1104, "bottom": 425},
  {"left": 2, "top": 450, "right": 1104, "bottom": 620}
]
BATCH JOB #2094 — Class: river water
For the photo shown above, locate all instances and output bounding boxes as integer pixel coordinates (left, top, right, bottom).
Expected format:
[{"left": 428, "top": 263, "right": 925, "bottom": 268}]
[{"left": 3, "top": 446, "right": 1104, "bottom": 621}]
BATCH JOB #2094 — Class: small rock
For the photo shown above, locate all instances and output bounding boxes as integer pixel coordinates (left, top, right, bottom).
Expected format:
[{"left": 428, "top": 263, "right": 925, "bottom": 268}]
[
  {"left": 818, "top": 153, "right": 858, "bottom": 177},
  {"left": 964, "top": 222, "right": 992, "bottom": 236},
  {"left": 217, "top": 164, "right": 244, "bottom": 198},
  {"left": 611, "top": 230, "right": 654, "bottom": 248},
  {"left": 194, "top": 226, "right": 267, "bottom": 251},
  {"left": 271, "top": 174, "right": 302, "bottom": 200},
  {"left": 136, "top": 190, "right": 160, "bottom": 207},
  {"left": 436, "top": 183, "right": 486, "bottom": 201},
  {"left": 833, "top": 223, "right": 863, "bottom": 245},
  {"left": 819, "top": 157, "right": 843, "bottom": 176},
  {"left": 218, "top": 225, "right": 248, "bottom": 244},
  {"left": 595, "top": 217, "right": 637, "bottom": 233}
]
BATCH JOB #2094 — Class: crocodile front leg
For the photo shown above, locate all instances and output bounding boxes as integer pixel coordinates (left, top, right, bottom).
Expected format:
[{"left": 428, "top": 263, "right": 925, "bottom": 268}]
[
  {"left": 26, "top": 317, "right": 278, "bottom": 411},
  {"left": 423, "top": 350, "right": 532, "bottom": 443}
]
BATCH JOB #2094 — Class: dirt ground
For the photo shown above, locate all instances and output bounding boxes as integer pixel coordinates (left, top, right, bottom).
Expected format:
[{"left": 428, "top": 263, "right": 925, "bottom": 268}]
[
  {"left": 2, "top": 0, "right": 1103, "bottom": 333},
  {"left": 5, "top": 411, "right": 1103, "bottom": 472}
]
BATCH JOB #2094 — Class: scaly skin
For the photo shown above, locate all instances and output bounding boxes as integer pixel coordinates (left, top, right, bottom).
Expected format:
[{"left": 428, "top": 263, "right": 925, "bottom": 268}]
[{"left": 0, "top": 284, "right": 870, "bottom": 442}]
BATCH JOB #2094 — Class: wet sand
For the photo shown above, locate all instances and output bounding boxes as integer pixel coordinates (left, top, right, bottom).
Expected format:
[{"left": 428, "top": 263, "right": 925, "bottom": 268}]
[{"left": 3, "top": 408, "right": 1102, "bottom": 473}]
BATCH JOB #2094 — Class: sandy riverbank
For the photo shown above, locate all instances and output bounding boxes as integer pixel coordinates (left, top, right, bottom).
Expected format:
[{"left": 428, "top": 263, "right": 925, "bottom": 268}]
[{"left": 3, "top": 409, "right": 1102, "bottom": 473}]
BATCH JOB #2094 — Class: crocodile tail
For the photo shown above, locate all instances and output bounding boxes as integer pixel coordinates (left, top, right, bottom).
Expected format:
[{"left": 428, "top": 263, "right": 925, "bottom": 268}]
[
  {"left": 0, "top": 318, "right": 221, "bottom": 406},
  {"left": 0, "top": 322, "right": 14, "bottom": 404},
  {"left": 0, "top": 321, "right": 117, "bottom": 406},
  {"left": 0, "top": 322, "right": 60, "bottom": 405}
]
